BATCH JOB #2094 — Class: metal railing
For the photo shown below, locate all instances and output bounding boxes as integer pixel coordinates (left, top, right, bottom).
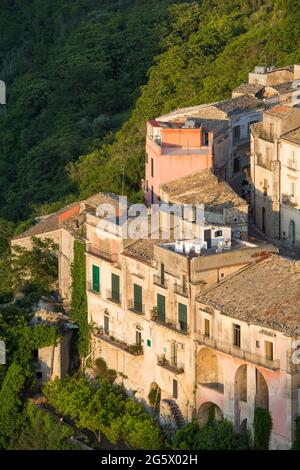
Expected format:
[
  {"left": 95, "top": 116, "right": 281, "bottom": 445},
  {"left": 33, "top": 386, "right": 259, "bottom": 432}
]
[
  {"left": 106, "top": 289, "right": 122, "bottom": 304},
  {"left": 157, "top": 355, "right": 184, "bottom": 374},
  {"left": 153, "top": 275, "right": 168, "bottom": 288},
  {"left": 86, "top": 244, "right": 118, "bottom": 263},
  {"left": 174, "top": 283, "right": 189, "bottom": 297},
  {"left": 256, "top": 153, "right": 272, "bottom": 170},
  {"left": 93, "top": 328, "right": 143, "bottom": 356},
  {"left": 87, "top": 281, "right": 101, "bottom": 295},
  {"left": 151, "top": 313, "right": 189, "bottom": 335},
  {"left": 194, "top": 332, "right": 280, "bottom": 371},
  {"left": 127, "top": 299, "right": 145, "bottom": 315}
]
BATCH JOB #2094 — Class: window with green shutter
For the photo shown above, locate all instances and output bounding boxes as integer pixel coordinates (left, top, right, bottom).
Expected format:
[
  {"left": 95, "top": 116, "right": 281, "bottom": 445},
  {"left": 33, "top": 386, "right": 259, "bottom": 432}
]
[
  {"left": 178, "top": 303, "right": 187, "bottom": 332},
  {"left": 133, "top": 284, "right": 143, "bottom": 313},
  {"left": 111, "top": 273, "right": 120, "bottom": 302},
  {"left": 157, "top": 294, "right": 165, "bottom": 323},
  {"left": 92, "top": 265, "right": 100, "bottom": 293}
]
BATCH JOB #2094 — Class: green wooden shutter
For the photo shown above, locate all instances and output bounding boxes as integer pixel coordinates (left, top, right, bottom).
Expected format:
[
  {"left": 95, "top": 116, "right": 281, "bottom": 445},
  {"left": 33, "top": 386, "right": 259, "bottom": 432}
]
[
  {"left": 134, "top": 284, "right": 142, "bottom": 313},
  {"left": 157, "top": 294, "right": 165, "bottom": 322},
  {"left": 178, "top": 303, "right": 187, "bottom": 332},
  {"left": 92, "top": 265, "right": 100, "bottom": 292},
  {"left": 112, "top": 273, "right": 120, "bottom": 302}
]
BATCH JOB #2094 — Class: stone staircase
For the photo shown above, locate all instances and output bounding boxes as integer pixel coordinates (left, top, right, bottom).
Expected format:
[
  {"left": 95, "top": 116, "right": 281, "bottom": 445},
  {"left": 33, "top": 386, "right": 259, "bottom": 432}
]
[{"left": 163, "top": 399, "right": 185, "bottom": 429}]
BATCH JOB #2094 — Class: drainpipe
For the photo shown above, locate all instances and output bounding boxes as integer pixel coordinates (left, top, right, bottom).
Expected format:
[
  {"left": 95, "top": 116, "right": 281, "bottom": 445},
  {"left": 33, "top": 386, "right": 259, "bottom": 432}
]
[{"left": 277, "top": 139, "right": 281, "bottom": 240}]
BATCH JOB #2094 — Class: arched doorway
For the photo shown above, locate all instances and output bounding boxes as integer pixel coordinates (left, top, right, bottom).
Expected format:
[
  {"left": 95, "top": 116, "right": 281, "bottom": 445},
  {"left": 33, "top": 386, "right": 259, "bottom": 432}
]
[
  {"left": 255, "top": 369, "right": 269, "bottom": 410},
  {"left": 262, "top": 207, "right": 266, "bottom": 233},
  {"left": 289, "top": 220, "right": 296, "bottom": 245},
  {"left": 197, "top": 348, "right": 224, "bottom": 393},
  {"left": 197, "top": 402, "right": 223, "bottom": 427}
]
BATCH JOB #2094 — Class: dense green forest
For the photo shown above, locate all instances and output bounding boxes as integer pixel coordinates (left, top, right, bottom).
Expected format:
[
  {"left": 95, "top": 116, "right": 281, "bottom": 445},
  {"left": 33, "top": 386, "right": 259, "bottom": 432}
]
[{"left": 1, "top": 0, "right": 300, "bottom": 225}]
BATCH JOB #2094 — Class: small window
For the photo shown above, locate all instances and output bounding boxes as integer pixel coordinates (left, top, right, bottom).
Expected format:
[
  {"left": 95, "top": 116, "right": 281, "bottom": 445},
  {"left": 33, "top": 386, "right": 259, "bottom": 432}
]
[
  {"left": 256, "top": 340, "right": 260, "bottom": 348},
  {"left": 151, "top": 186, "right": 154, "bottom": 204},
  {"left": 136, "top": 326, "right": 142, "bottom": 346},
  {"left": 178, "top": 303, "right": 187, "bottom": 333},
  {"left": 215, "top": 230, "right": 222, "bottom": 237},
  {"left": 233, "top": 323, "right": 241, "bottom": 348},
  {"left": 151, "top": 158, "right": 154, "bottom": 177},
  {"left": 265, "top": 341, "right": 274, "bottom": 361},
  {"left": 233, "top": 125, "right": 241, "bottom": 143},
  {"left": 111, "top": 273, "right": 120, "bottom": 303},
  {"left": 204, "top": 318, "right": 210, "bottom": 337},
  {"left": 36, "top": 372, "right": 43, "bottom": 380},
  {"left": 147, "top": 339, "right": 151, "bottom": 347},
  {"left": 173, "top": 379, "right": 178, "bottom": 399},
  {"left": 202, "top": 131, "right": 209, "bottom": 146},
  {"left": 133, "top": 284, "right": 143, "bottom": 313}
]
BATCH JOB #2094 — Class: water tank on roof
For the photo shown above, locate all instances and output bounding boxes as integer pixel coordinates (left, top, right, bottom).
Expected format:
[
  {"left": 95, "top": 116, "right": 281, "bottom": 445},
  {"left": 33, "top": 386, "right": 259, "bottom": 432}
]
[{"left": 255, "top": 66, "right": 267, "bottom": 74}]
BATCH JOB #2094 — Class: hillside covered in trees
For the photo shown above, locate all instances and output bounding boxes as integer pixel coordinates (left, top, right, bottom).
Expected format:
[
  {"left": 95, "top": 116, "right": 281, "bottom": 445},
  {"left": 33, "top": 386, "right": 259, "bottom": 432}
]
[{"left": 0, "top": 0, "right": 300, "bottom": 224}]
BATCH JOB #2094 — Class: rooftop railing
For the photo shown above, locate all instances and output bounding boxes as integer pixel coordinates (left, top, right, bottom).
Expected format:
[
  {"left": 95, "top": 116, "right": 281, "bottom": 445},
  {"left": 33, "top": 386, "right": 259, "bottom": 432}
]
[{"left": 86, "top": 244, "right": 118, "bottom": 263}]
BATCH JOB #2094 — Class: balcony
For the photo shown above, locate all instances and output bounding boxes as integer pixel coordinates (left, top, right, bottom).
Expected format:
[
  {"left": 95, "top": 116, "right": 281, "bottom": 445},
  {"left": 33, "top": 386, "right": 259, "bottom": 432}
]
[
  {"left": 256, "top": 154, "right": 272, "bottom": 170},
  {"left": 151, "top": 312, "right": 189, "bottom": 335},
  {"left": 86, "top": 244, "right": 118, "bottom": 263},
  {"left": 153, "top": 275, "right": 168, "bottom": 289},
  {"left": 174, "top": 283, "right": 188, "bottom": 298},
  {"left": 106, "top": 289, "right": 122, "bottom": 305},
  {"left": 127, "top": 299, "right": 145, "bottom": 315},
  {"left": 87, "top": 281, "right": 101, "bottom": 295},
  {"left": 286, "top": 159, "right": 298, "bottom": 171},
  {"left": 157, "top": 355, "right": 184, "bottom": 374},
  {"left": 195, "top": 332, "right": 280, "bottom": 371},
  {"left": 93, "top": 328, "right": 143, "bottom": 356}
]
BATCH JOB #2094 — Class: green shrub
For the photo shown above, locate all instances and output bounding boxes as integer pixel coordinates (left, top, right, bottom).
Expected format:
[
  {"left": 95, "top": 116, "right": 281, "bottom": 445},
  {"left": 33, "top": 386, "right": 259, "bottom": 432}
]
[{"left": 253, "top": 407, "right": 272, "bottom": 450}]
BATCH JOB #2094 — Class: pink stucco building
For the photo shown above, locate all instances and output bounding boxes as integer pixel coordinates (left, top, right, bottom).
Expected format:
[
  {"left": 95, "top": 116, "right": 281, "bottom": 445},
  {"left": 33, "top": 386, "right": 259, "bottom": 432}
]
[{"left": 145, "top": 119, "right": 213, "bottom": 204}]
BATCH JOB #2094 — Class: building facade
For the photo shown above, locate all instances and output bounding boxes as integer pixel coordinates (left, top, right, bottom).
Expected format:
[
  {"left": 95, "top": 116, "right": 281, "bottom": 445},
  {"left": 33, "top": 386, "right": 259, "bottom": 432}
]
[{"left": 251, "top": 105, "right": 300, "bottom": 250}]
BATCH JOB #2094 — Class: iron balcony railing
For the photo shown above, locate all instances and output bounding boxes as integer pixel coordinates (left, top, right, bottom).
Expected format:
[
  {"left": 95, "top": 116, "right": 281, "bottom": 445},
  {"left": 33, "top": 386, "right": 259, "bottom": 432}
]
[
  {"left": 151, "top": 312, "right": 189, "bottom": 335},
  {"left": 174, "top": 283, "right": 189, "bottom": 297},
  {"left": 127, "top": 299, "right": 145, "bottom": 315},
  {"left": 157, "top": 354, "right": 184, "bottom": 374},
  {"left": 93, "top": 328, "right": 143, "bottom": 356},
  {"left": 86, "top": 244, "right": 118, "bottom": 263},
  {"left": 87, "top": 281, "right": 101, "bottom": 295},
  {"left": 194, "top": 332, "right": 280, "bottom": 371},
  {"left": 153, "top": 275, "right": 168, "bottom": 288},
  {"left": 106, "top": 289, "right": 122, "bottom": 305}
]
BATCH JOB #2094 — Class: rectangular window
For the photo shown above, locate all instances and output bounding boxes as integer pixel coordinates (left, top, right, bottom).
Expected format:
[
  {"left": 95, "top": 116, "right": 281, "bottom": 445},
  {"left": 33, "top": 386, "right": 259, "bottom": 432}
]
[
  {"left": 233, "top": 323, "right": 241, "bottom": 348},
  {"left": 202, "top": 131, "right": 209, "bottom": 146},
  {"left": 157, "top": 294, "right": 165, "bottom": 323},
  {"left": 178, "top": 303, "right": 187, "bottom": 332},
  {"left": 151, "top": 186, "right": 154, "bottom": 204},
  {"left": 173, "top": 379, "right": 178, "bottom": 399},
  {"left": 104, "top": 314, "right": 109, "bottom": 335},
  {"left": 151, "top": 158, "right": 154, "bottom": 177},
  {"left": 136, "top": 328, "right": 142, "bottom": 346},
  {"left": 111, "top": 273, "right": 120, "bottom": 303},
  {"left": 92, "top": 265, "right": 100, "bottom": 293},
  {"left": 133, "top": 283, "right": 143, "bottom": 313},
  {"left": 215, "top": 230, "right": 222, "bottom": 237},
  {"left": 265, "top": 341, "right": 274, "bottom": 361},
  {"left": 204, "top": 318, "right": 210, "bottom": 337},
  {"left": 233, "top": 125, "right": 241, "bottom": 143}
]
